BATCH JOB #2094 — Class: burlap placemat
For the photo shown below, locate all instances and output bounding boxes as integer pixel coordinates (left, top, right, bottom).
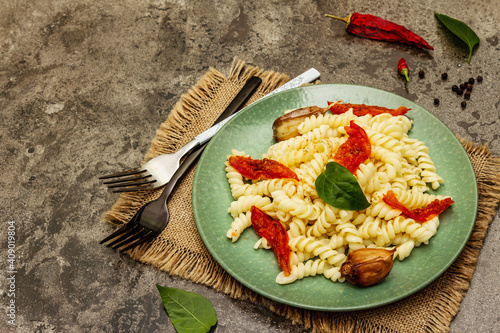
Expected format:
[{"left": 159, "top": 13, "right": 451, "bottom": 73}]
[{"left": 103, "top": 58, "right": 500, "bottom": 333}]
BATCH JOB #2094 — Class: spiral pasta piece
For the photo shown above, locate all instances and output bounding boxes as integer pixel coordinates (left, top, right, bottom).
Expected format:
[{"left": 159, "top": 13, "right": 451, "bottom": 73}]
[
  {"left": 371, "top": 146, "right": 402, "bottom": 180},
  {"left": 288, "top": 217, "right": 307, "bottom": 238},
  {"left": 365, "top": 128, "right": 404, "bottom": 154},
  {"left": 336, "top": 222, "right": 364, "bottom": 245},
  {"left": 228, "top": 195, "right": 273, "bottom": 218},
  {"left": 365, "top": 202, "right": 402, "bottom": 220},
  {"left": 358, "top": 216, "right": 382, "bottom": 240},
  {"left": 290, "top": 251, "right": 313, "bottom": 266},
  {"left": 295, "top": 151, "right": 329, "bottom": 198},
  {"left": 276, "top": 259, "right": 344, "bottom": 284},
  {"left": 231, "top": 178, "right": 300, "bottom": 199},
  {"left": 289, "top": 235, "right": 346, "bottom": 266},
  {"left": 367, "top": 114, "right": 410, "bottom": 140},
  {"left": 263, "top": 125, "right": 330, "bottom": 159},
  {"left": 395, "top": 239, "right": 415, "bottom": 260},
  {"left": 271, "top": 190, "right": 321, "bottom": 220},
  {"left": 308, "top": 203, "right": 337, "bottom": 237},
  {"left": 297, "top": 110, "right": 358, "bottom": 134},
  {"left": 400, "top": 161, "right": 426, "bottom": 188},
  {"left": 254, "top": 237, "right": 271, "bottom": 249},
  {"left": 410, "top": 139, "right": 444, "bottom": 189},
  {"left": 226, "top": 211, "right": 252, "bottom": 242},
  {"left": 265, "top": 141, "right": 316, "bottom": 167},
  {"left": 355, "top": 162, "right": 377, "bottom": 190},
  {"left": 395, "top": 187, "right": 446, "bottom": 209}
]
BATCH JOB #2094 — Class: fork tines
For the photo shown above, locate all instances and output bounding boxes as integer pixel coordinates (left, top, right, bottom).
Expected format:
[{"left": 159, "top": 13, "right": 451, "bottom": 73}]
[
  {"left": 100, "top": 206, "right": 157, "bottom": 252},
  {"left": 106, "top": 226, "right": 156, "bottom": 252},
  {"left": 99, "top": 168, "right": 156, "bottom": 192}
]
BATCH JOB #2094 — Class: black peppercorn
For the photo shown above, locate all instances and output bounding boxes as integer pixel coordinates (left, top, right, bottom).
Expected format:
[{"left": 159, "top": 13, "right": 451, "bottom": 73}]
[
  {"left": 464, "top": 91, "right": 471, "bottom": 100},
  {"left": 452, "top": 85, "right": 458, "bottom": 92},
  {"left": 434, "top": 98, "right": 440, "bottom": 105},
  {"left": 468, "top": 77, "right": 475, "bottom": 84},
  {"left": 466, "top": 84, "right": 473, "bottom": 91},
  {"left": 461, "top": 101, "right": 467, "bottom": 108},
  {"left": 457, "top": 89, "right": 464, "bottom": 96},
  {"left": 419, "top": 70, "right": 425, "bottom": 78},
  {"left": 460, "top": 83, "right": 466, "bottom": 90},
  {"left": 441, "top": 73, "right": 448, "bottom": 80},
  {"left": 477, "top": 75, "right": 483, "bottom": 82}
]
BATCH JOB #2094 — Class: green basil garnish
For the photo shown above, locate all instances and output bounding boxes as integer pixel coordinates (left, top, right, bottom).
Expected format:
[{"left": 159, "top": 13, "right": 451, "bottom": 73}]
[
  {"left": 315, "top": 162, "right": 370, "bottom": 211},
  {"left": 156, "top": 284, "right": 217, "bottom": 333},
  {"left": 435, "top": 12, "right": 480, "bottom": 64}
]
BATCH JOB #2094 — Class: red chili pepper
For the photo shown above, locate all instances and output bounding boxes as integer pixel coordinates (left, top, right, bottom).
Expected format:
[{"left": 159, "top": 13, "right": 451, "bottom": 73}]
[
  {"left": 325, "top": 13, "right": 433, "bottom": 50},
  {"left": 398, "top": 58, "right": 410, "bottom": 82}
]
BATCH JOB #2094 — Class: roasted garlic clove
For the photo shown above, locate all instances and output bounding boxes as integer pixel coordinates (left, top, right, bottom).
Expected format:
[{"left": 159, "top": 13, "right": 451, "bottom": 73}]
[
  {"left": 272, "top": 106, "right": 328, "bottom": 142},
  {"left": 340, "top": 247, "right": 397, "bottom": 287}
]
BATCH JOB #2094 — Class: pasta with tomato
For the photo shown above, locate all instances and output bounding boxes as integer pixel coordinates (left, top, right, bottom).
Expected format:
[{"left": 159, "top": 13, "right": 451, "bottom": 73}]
[{"left": 224, "top": 103, "right": 453, "bottom": 285}]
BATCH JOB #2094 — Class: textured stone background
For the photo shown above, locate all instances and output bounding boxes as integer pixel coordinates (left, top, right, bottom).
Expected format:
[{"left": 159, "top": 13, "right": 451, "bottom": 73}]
[{"left": 1, "top": 0, "right": 499, "bottom": 332}]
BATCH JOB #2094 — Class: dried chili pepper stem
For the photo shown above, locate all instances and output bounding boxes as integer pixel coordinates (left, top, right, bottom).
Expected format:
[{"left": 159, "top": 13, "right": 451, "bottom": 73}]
[
  {"left": 325, "top": 13, "right": 352, "bottom": 27},
  {"left": 325, "top": 12, "right": 434, "bottom": 50}
]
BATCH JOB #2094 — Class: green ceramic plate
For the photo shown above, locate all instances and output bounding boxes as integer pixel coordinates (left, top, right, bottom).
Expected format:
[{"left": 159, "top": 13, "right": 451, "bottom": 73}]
[{"left": 192, "top": 84, "right": 477, "bottom": 311}]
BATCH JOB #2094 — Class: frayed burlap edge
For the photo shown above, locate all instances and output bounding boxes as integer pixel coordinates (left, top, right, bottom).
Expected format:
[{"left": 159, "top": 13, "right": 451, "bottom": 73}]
[{"left": 421, "top": 139, "right": 500, "bottom": 333}]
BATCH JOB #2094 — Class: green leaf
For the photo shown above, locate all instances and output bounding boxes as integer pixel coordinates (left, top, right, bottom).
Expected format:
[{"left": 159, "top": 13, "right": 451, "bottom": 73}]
[
  {"left": 435, "top": 12, "right": 480, "bottom": 63},
  {"left": 315, "top": 162, "right": 370, "bottom": 211},
  {"left": 156, "top": 284, "right": 217, "bottom": 333}
]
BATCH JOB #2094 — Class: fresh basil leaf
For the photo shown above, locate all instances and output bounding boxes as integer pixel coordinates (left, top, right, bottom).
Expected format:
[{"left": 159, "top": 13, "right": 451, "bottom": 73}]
[
  {"left": 156, "top": 284, "right": 217, "bottom": 333},
  {"left": 315, "top": 162, "right": 370, "bottom": 211},
  {"left": 435, "top": 12, "right": 480, "bottom": 63}
]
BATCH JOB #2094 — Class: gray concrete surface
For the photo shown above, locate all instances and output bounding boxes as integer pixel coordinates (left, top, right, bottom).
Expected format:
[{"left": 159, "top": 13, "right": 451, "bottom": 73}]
[{"left": 1, "top": 0, "right": 499, "bottom": 332}]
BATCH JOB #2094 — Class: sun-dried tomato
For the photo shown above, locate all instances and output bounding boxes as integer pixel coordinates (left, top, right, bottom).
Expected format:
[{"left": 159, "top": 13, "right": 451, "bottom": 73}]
[
  {"left": 382, "top": 190, "right": 454, "bottom": 223},
  {"left": 412, "top": 198, "right": 455, "bottom": 221},
  {"left": 250, "top": 206, "right": 291, "bottom": 276},
  {"left": 334, "top": 121, "right": 371, "bottom": 174},
  {"left": 228, "top": 155, "right": 299, "bottom": 181},
  {"left": 327, "top": 101, "right": 410, "bottom": 117}
]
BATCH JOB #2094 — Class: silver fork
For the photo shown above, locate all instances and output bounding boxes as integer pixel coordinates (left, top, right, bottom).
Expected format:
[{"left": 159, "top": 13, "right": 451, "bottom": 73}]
[
  {"left": 98, "top": 76, "right": 262, "bottom": 192},
  {"left": 99, "top": 141, "right": 206, "bottom": 252}
]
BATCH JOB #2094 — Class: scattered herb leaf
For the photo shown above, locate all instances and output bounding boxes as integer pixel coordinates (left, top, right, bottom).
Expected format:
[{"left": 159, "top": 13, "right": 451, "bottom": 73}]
[
  {"left": 315, "top": 162, "right": 370, "bottom": 211},
  {"left": 435, "top": 12, "right": 480, "bottom": 63},
  {"left": 156, "top": 284, "right": 217, "bottom": 333}
]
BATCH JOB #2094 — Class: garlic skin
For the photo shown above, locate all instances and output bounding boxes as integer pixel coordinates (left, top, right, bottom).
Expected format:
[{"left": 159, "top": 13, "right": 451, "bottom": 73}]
[
  {"left": 272, "top": 106, "right": 327, "bottom": 142},
  {"left": 340, "top": 247, "right": 397, "bottom": 287}
]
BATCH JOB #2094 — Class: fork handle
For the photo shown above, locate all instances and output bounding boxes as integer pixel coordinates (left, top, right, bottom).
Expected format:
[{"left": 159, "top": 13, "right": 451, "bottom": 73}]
[
  {"left": 214, "top": 76, "right": 262, "bottom": 125},
  {"left": 194, "top": 76, "right": 262, "bottom": 145},
  {"left": 159, "top": 142, "right": 207, "bottom": 203}
]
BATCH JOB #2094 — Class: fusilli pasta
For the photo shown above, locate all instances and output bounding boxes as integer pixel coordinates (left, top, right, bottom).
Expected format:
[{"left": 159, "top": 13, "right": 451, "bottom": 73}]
[{"left": 224, "top": 104, "right": 451, "bottom": 286}]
